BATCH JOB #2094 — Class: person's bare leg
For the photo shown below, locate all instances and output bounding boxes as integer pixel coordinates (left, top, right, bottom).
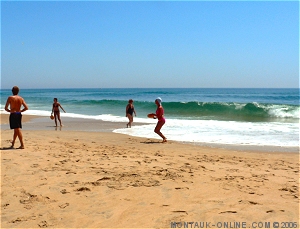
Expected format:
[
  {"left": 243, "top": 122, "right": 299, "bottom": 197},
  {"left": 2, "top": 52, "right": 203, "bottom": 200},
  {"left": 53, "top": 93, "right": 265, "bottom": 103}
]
[
  {"left": 17, "top": 129, "right": 25, "bottom": 149},
  {"left": 129, "top": 115, "right": 133, "bottom": 128},
  {"left": 57, "top": 113, "right": 63, "bottom": 126},
  {"left": 58, "top": 118, "right": 62, "bottom": 126},
  {"left": 154, "top": 122, "right": 167, "bottom": 142},
  {"left": 127, "top": 114, "right": 133, "bottom": 128},
  {"left": 54, "top": 116, "right": 58, "bottom": 127},
  {"left": 11, "top": 129, "right": 18, "bottom": 148},
  {"left": 13, "top": 128, "right": 24, "bottom": 149}
]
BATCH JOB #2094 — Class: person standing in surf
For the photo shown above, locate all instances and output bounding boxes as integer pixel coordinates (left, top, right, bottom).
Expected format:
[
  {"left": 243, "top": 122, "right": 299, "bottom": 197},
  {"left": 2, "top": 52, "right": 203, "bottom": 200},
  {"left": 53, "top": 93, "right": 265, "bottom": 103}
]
[
  {"left": 125, "top": 99, "right": 136, "bottom": 128},
  {"left": 151, "top": 97, "right": 167, "bottom": 143},
  {"left": 51, "top": 98, "right": 66, "bottom": 127}
]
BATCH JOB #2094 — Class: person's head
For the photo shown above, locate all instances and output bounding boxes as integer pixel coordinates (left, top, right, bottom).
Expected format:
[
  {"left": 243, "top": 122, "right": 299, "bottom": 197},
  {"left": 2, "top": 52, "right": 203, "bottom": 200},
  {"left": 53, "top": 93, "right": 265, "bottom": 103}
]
[
  {"left": 54, "top": 98, "right": 58, "bottom": 102},
  {"left": 155, "top": 97, "right": 162, "bottom": 106},
  {"left": 12, "top": 86, "right": 19, "bottom": 95},
  {"left": 128, "top": 99, "right": 133, "bottom": 104}
]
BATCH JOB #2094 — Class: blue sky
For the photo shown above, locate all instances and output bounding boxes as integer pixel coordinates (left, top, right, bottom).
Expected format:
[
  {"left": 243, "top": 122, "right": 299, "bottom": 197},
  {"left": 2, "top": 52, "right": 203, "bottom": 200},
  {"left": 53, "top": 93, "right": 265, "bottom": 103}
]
[{"left": 1, "top": 1, "right": 299, "bottom": 89}]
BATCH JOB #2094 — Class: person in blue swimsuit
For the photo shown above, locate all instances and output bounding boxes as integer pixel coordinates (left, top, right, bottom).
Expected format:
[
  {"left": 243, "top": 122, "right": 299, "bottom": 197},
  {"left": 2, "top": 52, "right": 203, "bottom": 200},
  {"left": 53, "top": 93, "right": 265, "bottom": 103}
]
[{"left": 125, "top": 99, "right": 136, "bottom": 128}]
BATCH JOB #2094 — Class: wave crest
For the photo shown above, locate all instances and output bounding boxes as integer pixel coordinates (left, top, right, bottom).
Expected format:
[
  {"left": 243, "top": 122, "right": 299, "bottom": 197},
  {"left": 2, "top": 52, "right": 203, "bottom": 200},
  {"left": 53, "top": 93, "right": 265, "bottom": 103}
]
[{"left": 163, "top": 101, "right": 299, "bottom": 121}]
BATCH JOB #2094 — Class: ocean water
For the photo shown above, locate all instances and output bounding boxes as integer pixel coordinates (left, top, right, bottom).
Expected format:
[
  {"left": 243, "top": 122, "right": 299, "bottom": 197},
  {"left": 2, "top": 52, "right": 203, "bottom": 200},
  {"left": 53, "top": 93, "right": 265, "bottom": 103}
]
[{"left": 1, "top": 88, "right": 299, "bottom": 149}]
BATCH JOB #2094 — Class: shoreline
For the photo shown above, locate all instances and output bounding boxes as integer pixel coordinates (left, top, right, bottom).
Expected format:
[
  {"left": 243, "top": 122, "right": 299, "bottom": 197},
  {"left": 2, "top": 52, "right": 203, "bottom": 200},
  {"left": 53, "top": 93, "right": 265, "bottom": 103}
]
[
  {"left": 1, "top": 114, "right": 298, "bottom": 153},
  {"left": 0, "top": 114, "right": 147, "bottom": 132}
]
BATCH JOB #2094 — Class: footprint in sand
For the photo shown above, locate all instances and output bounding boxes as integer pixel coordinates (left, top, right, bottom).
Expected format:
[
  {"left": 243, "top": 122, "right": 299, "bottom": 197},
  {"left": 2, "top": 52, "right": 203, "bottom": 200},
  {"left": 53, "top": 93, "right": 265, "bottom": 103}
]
[
  {"left": 172, "top": 210, "right": 188, "bottom": 215},
  {"left": 75, "top": 187, "right": 91, "bottom": 192},
  {"left": 219, "top": 211, "right": 237, "bottom": 214},
  {"left": 60, "top": 189, "right": 70, "bottom": 194},
  {"left": 175, "top": 187, "right": 189, "bottom": 190},
  {"left": 238, "top": 200, "right": 260, "bottom": 205},
  {"left": 38, "top": 220, "right": 50, "bottom": 228},
  {"left": 59, "top": 203, "right": 69, "bottom": 209}
]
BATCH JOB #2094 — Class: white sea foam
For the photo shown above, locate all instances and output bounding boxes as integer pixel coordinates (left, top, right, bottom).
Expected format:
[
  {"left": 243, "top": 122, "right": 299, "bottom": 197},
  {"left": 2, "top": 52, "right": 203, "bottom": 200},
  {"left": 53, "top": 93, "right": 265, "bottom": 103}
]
[
  {"left": 267, "top": 105, "right": 300, "bottom": 119},
  {"left": 113, "top": 119, "right": 299, "bottom": 147}
]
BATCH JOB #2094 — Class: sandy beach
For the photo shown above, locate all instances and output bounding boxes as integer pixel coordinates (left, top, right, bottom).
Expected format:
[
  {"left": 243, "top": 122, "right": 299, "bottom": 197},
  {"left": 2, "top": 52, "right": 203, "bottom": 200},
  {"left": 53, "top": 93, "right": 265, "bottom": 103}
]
[{"left": 1, "top": 114, "right": 299, "bottom": 228}]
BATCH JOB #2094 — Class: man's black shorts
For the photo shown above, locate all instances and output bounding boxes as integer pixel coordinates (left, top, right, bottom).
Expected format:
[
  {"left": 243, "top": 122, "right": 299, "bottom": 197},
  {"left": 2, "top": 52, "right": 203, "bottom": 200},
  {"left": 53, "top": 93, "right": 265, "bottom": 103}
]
[{"left": 9, "top": 112, "right": 22, "bottom": 129}]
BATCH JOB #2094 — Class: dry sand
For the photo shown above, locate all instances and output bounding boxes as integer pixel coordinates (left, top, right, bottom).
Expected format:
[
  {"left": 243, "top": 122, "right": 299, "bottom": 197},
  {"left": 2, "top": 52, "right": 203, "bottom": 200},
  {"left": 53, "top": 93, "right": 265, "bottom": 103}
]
[{"left": 0, "top": 114, "right": 299, "bottom": 228}]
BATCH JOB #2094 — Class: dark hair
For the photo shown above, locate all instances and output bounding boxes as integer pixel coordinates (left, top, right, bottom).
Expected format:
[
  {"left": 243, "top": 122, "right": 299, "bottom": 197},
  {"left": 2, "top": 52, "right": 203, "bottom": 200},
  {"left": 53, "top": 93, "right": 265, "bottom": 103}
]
[
  {"left": 54, "top": 98, "right": 58, "bottom": 101},
  {"left": 128, "top": 99, "right": 133, "bottom": 103},
  {"left": 12, "top": 86, "right": 19, "bottom": 95}
]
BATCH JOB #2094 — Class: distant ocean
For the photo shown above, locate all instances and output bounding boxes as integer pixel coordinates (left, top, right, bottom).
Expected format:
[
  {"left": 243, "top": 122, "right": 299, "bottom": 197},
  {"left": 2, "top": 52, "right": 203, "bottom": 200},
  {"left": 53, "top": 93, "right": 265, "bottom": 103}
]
[{"left": 1, "top": 88, "right": 299, "bottom": 149}]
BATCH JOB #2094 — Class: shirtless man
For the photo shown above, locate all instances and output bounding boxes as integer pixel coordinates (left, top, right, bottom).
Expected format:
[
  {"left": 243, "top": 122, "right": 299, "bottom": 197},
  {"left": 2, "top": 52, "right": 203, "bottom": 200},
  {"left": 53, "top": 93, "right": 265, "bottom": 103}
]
[{"left": 5, "top": 86, "right": 29, "bottom": 149}]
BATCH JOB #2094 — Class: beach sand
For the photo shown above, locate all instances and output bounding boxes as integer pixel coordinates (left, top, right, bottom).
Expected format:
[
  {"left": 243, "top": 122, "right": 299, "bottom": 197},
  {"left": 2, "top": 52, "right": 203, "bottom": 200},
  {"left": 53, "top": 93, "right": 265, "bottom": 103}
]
[{"left": 1, "top": 114, "right": 299, "bottom": 228}]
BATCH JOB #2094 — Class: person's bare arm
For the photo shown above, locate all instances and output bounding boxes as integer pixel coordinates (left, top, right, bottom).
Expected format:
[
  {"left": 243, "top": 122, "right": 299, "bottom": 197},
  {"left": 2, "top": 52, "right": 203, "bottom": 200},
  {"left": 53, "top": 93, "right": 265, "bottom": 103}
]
[
  {"left": 125, "top": 105, "right": 129, "bottom": 116},
  {"left": 21, "top": 98, "right": 29, "bottom": 112},
  {"left": 59, "top": 104, "right": 66, "bottom": 113},
  {"left": 133, "top": 106, "right": 137, "bottom": 116},
  {"left": 4, "top": 97, "right": 12, "bottom": 112}
]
